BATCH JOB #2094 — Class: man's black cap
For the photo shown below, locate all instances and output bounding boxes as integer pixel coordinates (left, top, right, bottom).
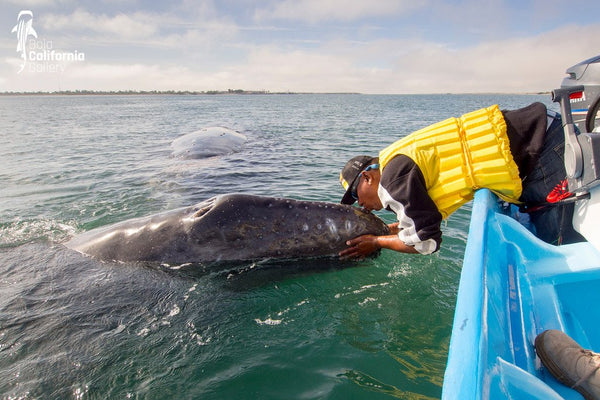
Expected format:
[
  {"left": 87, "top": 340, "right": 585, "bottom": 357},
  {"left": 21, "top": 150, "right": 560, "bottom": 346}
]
[{"left": 339, "top": 155, "right": 375, "bottom": 205}]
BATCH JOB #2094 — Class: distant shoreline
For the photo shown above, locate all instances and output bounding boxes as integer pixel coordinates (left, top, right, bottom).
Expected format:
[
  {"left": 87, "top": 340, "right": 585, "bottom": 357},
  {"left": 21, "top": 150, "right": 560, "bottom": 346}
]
[
  {"left": 0, "top": 89, "right": 548, "bottom": 96},
  {"left": 0, "top": 89, "right": 359, "bottom": 96}
]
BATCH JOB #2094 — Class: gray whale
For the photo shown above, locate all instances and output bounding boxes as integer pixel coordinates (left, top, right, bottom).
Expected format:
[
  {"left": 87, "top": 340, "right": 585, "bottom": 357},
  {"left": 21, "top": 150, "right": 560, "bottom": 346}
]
[
  {"left": 171, "top": 127, "right": 247, "bottom": 159},
  {"left": 66, "top": 194, "right": 390, "bottom": 264}
]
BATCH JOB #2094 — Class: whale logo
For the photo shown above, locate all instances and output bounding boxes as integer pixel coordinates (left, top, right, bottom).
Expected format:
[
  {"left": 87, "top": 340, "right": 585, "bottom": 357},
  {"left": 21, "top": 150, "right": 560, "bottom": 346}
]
[{"left": 12, "top": 10, "right": 38, "bottom": 73}]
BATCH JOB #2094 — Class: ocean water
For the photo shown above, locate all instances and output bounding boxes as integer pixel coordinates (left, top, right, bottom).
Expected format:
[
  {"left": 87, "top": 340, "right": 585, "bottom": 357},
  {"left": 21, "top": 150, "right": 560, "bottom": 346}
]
[{"left": 0, "top": 93, "right": 556, "bottom": 399}]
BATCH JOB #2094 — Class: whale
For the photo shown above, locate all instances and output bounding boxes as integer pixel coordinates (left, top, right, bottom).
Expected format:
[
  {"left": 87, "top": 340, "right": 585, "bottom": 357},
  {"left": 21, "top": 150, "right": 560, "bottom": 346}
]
[
  {"left": 66, "top": 194, "right": 390, "bottom": 264},
  {"left": 171, "top": 127, "right": 247, "bottom": 159}
]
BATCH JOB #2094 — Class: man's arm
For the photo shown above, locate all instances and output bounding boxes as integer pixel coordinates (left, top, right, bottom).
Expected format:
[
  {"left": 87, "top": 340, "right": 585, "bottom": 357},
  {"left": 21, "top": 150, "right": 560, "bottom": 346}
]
[
  {"left": 339, "top": 231, "right": 418, "bottom": 260},
  {"left": 379, "top": 156, "right": 442, "bottom": 255}
]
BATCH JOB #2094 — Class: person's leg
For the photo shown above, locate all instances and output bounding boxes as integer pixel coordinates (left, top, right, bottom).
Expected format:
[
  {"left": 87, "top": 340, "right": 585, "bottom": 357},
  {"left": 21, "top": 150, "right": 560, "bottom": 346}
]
[{"left": 520, "top": 114, "right": 585, "bottom": 245}]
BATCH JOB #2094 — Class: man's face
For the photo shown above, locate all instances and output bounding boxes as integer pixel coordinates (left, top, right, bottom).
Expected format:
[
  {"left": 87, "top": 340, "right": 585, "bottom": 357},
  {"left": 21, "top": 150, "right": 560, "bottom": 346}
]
[{"left": 356, "top": 171, "right": 383, "bottom": 211}]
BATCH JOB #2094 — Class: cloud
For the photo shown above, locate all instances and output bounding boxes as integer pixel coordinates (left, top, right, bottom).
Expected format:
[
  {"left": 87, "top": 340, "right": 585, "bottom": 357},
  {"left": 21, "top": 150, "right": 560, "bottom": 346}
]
[
  {"left": 66, "top": 63, "right": 194, "bottom": 90},
  {"left": 388, "top": 24, "right": 600, "bottom": 93},
  {"left": 222, "top": 23, "right": 600, "bottom": 94},
  {"left": 3, "top": 0, "right": 70, "bottom": 6},
  {"left": 216, "top": 46, "right": 361, "bottom": 92},
  {"left": 3, "top": 13, "right": 599, "bottom": 95},
  {"left": 213, "top": 23, "right": 600, "bottom": 94},
  {"left": 40, "top": 9, "right": 160, "bottom": 39},
  {"left": 33, "top": 7, "right": 240, "bottom": 54},
  {"left": 255, "top": 0, "right": 424, "bottom": 23}
]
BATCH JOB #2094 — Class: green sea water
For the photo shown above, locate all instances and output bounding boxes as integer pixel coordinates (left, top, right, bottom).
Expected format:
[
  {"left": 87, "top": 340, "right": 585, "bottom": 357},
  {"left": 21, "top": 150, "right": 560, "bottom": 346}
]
[{"left": 0, "top": 93, "right": 556, "bottom": 399}]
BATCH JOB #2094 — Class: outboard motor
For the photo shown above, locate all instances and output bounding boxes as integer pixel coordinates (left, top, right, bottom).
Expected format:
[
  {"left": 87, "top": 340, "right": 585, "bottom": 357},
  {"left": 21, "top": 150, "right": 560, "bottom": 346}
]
[
  {"left": 560, "top": 55, "right": 600, "bottom": 132},
  {"left": 553, "top": 79, "right": 600, "bottom": 251}
]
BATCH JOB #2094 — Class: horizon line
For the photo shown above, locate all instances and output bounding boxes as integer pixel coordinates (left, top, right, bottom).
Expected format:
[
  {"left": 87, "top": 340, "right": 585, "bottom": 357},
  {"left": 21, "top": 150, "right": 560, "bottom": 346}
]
[{"left": 0, "top": 89, "right": 551, "bottom": 96}]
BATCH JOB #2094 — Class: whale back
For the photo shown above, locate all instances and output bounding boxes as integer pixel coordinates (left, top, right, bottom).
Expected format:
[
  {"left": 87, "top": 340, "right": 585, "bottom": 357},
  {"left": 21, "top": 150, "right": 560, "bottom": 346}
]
[{"left": 170, "top": 127, "right": 247, "bottom": 159}]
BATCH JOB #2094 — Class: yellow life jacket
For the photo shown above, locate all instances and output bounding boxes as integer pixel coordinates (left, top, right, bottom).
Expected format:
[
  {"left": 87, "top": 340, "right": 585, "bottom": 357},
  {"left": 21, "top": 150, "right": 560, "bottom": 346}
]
[{"left": 378, "top": 105, "right": 522, "bottom": 219}]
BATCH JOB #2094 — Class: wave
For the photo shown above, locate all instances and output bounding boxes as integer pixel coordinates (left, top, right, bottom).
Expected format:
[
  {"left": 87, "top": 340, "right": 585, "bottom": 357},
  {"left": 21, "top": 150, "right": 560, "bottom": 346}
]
[{"left": 0, "top": 217, "right": 77, "bottom": 248}]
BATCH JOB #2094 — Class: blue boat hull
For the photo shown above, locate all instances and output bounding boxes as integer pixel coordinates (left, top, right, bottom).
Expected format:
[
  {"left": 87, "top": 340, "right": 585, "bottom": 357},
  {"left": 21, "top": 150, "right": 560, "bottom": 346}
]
[{"left": 442, "top": 189, "right": 600, "bottom": 399}]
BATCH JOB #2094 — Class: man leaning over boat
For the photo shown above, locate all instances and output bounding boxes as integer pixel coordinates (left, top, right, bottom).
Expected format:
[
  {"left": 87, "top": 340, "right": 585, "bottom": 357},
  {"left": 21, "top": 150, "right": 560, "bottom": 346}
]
[{"left": 338, "top": 102, "right": 585, "bottom": 259}]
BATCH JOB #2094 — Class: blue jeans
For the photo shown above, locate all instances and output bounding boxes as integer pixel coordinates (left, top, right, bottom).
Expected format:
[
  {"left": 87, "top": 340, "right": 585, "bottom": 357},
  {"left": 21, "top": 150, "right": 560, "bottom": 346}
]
[{"left": 519, "top": 115, "right": 586, "bottom": 245}]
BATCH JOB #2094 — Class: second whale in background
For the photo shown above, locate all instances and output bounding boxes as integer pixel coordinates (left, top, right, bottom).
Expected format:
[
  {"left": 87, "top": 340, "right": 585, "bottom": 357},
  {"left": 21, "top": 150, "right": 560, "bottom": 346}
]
[{"left": 171, "top": 127, "right": 247, "bottom": 159}]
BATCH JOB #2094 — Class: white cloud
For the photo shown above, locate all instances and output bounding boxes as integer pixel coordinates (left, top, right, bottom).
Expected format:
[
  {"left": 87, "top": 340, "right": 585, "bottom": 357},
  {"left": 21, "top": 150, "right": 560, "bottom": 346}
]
[
  {"left": 66, "top": 63, "right": 193, "bottom": 90},
  {"left": 387, "top": 24, "right": 600, "bottom": 93},
  {"left": 215, "top": 23, "right": 600, "bottom": 94},
  {"left": 217, "top": 46, "right": 360, "bottom": 92},
  {"left": 255, "top": 0, "right": 424, "bottom": 23},
  {"left": 152, "top": 19, "right": 239, "bottom": 50},
  {"left": 220, "top": 23, "right": 600, "bottom": 94},
  {"left": 2, "top": 0, "right": 72, "bottom": 6},
  {"left": 40, "top": 9, "right": 160, "bottom": 39},
  {"left": 34, "top": 8, "right": 239, "bottom": 53},
  {"left": 2, "top": 19, "right": 599, "bottom": 94}
]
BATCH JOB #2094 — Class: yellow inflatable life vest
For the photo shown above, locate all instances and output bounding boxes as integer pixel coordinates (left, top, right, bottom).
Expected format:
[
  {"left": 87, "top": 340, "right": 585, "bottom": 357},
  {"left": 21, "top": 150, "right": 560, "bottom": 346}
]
[{"left": 378, "top": 105, "right": 522, "bottom": 218}]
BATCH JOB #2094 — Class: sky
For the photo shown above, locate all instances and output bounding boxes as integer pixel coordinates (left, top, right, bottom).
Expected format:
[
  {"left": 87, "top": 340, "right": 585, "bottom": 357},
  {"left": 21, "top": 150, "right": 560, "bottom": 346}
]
[{"left": 1, "top": 0, "right": 599, "bottom": 94}]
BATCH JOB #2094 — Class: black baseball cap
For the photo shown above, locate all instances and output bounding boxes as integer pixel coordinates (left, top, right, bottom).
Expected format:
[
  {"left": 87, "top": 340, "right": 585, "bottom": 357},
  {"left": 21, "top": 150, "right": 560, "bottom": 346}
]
[{"left": 340, "top": 155, "right": 375, "bottom": 205}]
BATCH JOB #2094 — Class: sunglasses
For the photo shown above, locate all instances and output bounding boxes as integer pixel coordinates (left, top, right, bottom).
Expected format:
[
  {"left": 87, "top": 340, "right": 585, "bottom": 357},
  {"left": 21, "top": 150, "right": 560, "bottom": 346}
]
[{"left": 350, "top": 163, "right": 379, "bottom": 200}]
